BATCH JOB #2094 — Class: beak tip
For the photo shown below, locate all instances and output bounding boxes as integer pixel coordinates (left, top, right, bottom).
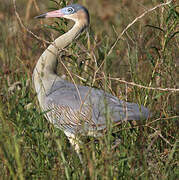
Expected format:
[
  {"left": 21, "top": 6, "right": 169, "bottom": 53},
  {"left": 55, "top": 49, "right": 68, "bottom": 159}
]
[
  {"left": 34, "top": 14, "right": 46, "bottom": 19},
  {"left": 34, "top": 10, "right": 64, "bottom": 19}
]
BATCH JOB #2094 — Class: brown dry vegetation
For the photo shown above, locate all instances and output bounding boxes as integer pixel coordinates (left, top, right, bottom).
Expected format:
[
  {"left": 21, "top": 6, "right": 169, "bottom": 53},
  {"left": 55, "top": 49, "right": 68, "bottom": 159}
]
[{"left": 0, "top": 0, "right": 178, "bottom": 179}]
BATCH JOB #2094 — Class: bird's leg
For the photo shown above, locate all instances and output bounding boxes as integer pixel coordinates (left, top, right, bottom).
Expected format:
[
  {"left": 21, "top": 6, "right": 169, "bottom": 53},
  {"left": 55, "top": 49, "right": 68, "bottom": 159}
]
[
  {"left": 68, "top": 136, "right": 83, "bottom": 163},
  {"left": 64, "top": 132, "right": 83, "bottom": 162}
]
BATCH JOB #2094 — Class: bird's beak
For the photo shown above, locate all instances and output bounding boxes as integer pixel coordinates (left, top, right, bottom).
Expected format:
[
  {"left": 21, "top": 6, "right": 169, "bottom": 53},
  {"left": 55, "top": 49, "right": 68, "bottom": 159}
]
[{"left": 35, "top": 9, "right": 64, "bottom": 19}]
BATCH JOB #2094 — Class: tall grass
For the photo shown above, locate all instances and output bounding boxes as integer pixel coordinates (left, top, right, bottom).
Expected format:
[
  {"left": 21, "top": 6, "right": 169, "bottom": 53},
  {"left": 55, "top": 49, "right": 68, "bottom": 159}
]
[{"left": 0, "top": 0, "right": 178, "bottom": 179}]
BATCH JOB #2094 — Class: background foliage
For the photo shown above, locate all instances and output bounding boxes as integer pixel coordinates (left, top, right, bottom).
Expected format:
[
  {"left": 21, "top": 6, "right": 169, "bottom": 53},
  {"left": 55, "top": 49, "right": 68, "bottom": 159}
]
[{"left": 0, "top": 0, "right": 178, "bottom": 179}]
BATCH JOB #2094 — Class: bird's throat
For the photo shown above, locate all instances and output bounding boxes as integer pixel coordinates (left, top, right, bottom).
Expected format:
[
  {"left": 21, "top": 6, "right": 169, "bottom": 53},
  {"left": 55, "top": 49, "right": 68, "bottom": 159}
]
[{"left": 33, "top": 22, "right": 84, "bottom": 105}]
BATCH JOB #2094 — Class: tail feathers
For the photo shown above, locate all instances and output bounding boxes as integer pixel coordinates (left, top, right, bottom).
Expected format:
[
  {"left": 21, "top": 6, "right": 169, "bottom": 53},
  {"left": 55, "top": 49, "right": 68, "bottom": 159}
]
[
  {"left": 111, "top": 101, "right": 151, "bottom": 122},
  {"left": 127, "top": 102, "right": 150, "bottom": 120}
]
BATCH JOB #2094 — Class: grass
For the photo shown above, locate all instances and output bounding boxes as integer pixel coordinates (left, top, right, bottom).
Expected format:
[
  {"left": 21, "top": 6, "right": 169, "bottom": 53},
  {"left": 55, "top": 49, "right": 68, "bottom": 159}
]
[{"left": 0, "top": 0, "right": 178, "bottom": 179}]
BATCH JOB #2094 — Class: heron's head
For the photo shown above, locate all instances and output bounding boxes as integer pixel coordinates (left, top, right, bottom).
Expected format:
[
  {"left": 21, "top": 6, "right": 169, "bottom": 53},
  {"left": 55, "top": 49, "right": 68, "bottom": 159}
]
[{"left": 35, "top": 4, "right": 90, "bottom": 27}]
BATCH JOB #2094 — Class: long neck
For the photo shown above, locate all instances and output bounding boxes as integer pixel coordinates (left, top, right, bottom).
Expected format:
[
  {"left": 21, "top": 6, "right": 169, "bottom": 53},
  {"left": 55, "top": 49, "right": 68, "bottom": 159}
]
[{"left": 33, "top": 21, "right": 82, "bottom": 105}]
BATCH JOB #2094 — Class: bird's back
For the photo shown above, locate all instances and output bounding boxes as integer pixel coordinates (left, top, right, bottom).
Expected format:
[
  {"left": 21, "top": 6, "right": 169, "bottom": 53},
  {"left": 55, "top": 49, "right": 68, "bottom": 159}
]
[{"left": 43, "top": 79, "right": 150, "bottom": 135}]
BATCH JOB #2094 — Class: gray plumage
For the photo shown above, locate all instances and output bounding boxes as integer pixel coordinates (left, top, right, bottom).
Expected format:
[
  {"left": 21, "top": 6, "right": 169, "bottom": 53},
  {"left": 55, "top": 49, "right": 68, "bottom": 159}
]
[
  {"left": 33, "top": 4, "right": 150, "bottom": 159},
  {"left": 44, "top": 78, "right": 149, "bottom": 135}
]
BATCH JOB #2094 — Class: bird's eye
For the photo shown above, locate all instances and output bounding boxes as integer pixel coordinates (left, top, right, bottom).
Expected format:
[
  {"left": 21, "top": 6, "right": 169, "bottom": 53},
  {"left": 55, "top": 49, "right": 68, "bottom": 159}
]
[{"left": 67, "top": 8, "right": 74, "bottom": 13}]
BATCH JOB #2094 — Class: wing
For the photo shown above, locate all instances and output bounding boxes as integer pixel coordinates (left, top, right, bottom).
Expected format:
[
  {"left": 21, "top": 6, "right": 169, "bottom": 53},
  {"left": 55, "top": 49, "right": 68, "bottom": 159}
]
[{"left": 44, "top": 79, "right": 150, "bottom": 134}]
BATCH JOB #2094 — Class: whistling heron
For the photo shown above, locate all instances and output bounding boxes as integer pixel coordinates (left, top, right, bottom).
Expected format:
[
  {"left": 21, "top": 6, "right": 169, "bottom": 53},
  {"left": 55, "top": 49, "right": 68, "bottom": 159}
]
[{"left": 33, "top": 4, "right": 150, "bottom": 160}]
